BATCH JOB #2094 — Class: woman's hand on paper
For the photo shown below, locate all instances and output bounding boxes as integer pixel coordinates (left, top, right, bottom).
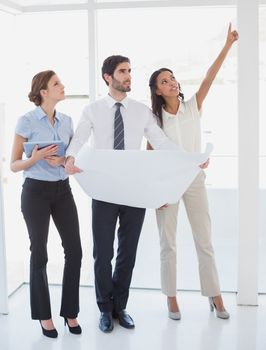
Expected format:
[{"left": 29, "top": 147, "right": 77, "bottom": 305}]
[{"left": 199, "top": 158, "right": 209, "bottom": 169}]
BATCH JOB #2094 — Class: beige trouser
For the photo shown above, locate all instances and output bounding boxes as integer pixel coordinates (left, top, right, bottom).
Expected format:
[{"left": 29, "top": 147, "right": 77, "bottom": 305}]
[{"left": 156, "top": 171, "right": 221, "bottom": 297}]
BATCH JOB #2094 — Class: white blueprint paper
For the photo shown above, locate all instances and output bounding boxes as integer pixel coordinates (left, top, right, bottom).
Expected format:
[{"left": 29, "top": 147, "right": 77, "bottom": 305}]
[{"left": 74, "top": 143, "right": 213, "bottom": 208}]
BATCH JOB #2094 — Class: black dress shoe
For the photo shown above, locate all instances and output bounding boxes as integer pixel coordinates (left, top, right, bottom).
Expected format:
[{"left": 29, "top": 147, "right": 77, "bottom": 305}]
[
  {"left": 99, "top": 312, "right": 113, "bottom": 333},
  {"left": 113, "top": 310, "right": 135, "bottom": 329}
]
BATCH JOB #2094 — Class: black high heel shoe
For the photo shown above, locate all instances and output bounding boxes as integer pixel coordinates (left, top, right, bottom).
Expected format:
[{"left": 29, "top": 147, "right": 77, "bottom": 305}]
[
  {"left": 64, "top": 318, "right": 82, "bottom": 334},
  {"left": 39, "top": 320, "right": 58, "bottom": 338}
]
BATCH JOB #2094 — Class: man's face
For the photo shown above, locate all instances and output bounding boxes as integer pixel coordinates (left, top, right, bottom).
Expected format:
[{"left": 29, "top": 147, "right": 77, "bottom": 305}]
[{"left": 106, "top": 62, "right": 131, "bottom": 92}]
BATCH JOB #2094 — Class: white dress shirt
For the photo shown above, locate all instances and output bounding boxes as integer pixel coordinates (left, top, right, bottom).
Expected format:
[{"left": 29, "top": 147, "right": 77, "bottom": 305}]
[{"left": 66, "top": 94, "right": 182, "bottom": 158}]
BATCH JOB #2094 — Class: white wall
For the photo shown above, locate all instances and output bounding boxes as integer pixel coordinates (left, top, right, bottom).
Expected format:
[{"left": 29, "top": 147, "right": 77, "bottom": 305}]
[{"left": 0, "top": 103, "right": 8, "bottom": 314}]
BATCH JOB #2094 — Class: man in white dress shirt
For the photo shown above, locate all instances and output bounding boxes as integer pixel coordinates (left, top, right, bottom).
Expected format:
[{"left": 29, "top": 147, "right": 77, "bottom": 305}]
[{"left": 65, "top": 55, "right": 185, "bottom": 333}]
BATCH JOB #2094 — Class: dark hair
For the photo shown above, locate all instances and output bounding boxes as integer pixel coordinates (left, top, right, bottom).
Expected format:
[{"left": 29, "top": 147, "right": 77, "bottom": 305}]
[
  {"left": 101, "top": 55, "right": 130, "bottom": 85},
  {"left": 149, "top": 68, "right": 184, "bottom": 128},
  {"left": 28, "top": 70, "right": 56, "bottom": 106}
]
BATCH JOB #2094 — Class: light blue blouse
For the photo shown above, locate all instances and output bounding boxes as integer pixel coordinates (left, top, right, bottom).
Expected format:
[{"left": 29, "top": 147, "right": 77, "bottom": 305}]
[{"left": 15, "top": 106, "right": 73, "bottom": 181}]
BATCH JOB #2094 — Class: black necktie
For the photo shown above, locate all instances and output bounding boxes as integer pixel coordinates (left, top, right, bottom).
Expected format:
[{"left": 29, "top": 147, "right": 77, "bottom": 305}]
[{"left": 114, "top": 102, "right": 125, "bottom": 150}]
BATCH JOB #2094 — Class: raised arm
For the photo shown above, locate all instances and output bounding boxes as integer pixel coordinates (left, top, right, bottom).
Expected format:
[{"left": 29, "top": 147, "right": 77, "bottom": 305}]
[{"left": 196, "top": 23, "right": 238, "bottom": 110}]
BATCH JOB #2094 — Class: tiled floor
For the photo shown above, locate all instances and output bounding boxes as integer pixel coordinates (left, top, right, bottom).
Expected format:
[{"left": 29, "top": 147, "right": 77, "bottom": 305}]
[{"left": 0, "top": 284, "right": 265, "bottom": 350}]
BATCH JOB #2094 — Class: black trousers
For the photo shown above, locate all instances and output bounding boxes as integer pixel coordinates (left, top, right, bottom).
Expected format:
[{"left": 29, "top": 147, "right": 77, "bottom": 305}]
[
  {"left": 21, "top": 178, "right": 82, "bottom": 320},
  {"left": 92, "top": 199, "right": 146, "bottom": 312}
]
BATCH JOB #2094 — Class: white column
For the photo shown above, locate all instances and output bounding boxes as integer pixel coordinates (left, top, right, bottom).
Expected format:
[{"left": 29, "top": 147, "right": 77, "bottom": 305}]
[
  {"left": 0, "top": 103, "right": 8, "bottom": 314},
  {"left": 88, "top": 1, "right": 97, "bottom": 102},
  {"left": 237, "top": 0, "right": 259, "bottom": 305}
]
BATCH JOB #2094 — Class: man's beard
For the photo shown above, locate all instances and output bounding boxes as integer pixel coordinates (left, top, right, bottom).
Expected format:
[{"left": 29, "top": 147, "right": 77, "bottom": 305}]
[{"left": 112, "top": 77, "right": 131, "bottom": 92}]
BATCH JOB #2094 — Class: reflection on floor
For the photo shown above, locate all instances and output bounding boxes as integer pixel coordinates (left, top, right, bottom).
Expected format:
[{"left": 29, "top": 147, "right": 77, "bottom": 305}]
[{"left": 0, "top": 284, "right": 266, "bottom": 350}]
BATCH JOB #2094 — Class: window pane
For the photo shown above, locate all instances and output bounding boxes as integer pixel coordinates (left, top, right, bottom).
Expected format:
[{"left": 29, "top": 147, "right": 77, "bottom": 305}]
[
  {"left": 2, "top": 11, "right": 89, "bottom": 294},
  {"left": 97, "top": 7, "right": 237, "bottom": 156},
  {"left": 0, "top": 11, "right": 25, "bottom": 295},
  {"left": 16, "top": 11, "right": 89, "bottom": 95}
]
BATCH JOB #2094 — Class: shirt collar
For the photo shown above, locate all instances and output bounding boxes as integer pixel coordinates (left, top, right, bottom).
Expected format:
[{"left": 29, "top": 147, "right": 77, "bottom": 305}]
[
  {"left": 162, "top": 101, "right": 185, "bottom": 121},
  {"left": 105, "top": 94, "right": 128, "bottom": 110},
  {"left": 35, "top": 106, "right": 61, "bottom": 121}
]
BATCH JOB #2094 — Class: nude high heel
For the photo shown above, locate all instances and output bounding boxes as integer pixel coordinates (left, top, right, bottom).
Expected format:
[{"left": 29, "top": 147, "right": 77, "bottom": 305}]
[
  {"left": 167, "top": 298, "right": 181, "bottom": 320},
  {"left": 209, "top": 297, "right": 230, "bottom": 319}
]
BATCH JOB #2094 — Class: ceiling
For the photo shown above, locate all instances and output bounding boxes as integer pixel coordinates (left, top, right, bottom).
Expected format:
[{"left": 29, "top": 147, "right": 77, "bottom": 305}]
[
  {"left": 0, "top": 0, "right": 154, "bottom": 7},
  {"left": 3, "top": 0, "right": 265, "bottom": 15},
  {"left": 0, "top": 0, "right": 164, "bottom": 15},
  {"left": 5, "top": 0, "right": 88, "bottom": 6},
  {"left": 0, "top": 0, "right": 91, "bottom": 14},
  {"left": 0, "top": 0, "right": 160, "bottom": 11}
]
